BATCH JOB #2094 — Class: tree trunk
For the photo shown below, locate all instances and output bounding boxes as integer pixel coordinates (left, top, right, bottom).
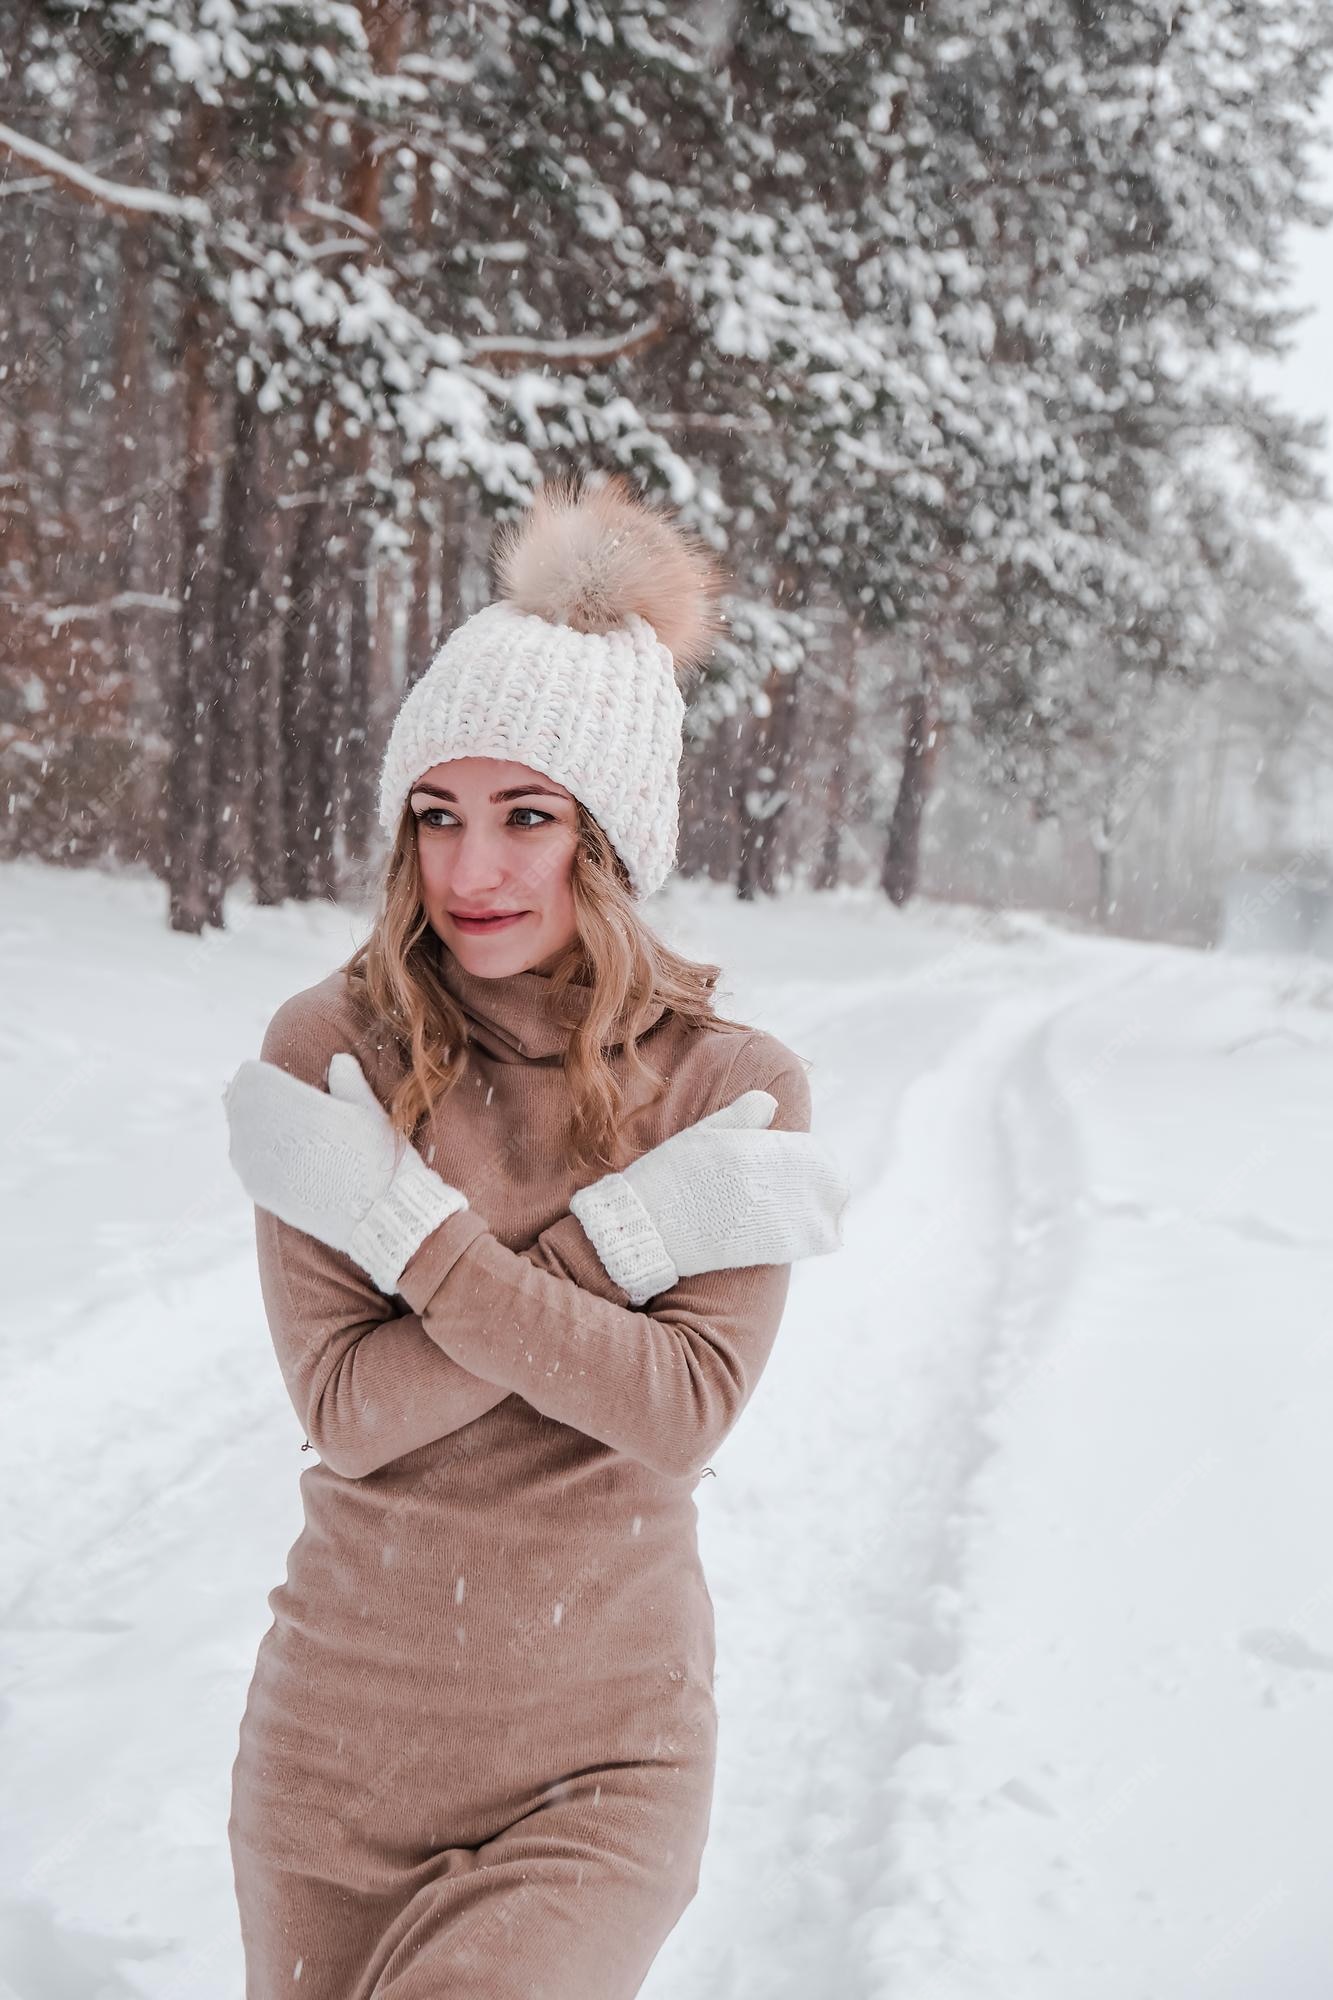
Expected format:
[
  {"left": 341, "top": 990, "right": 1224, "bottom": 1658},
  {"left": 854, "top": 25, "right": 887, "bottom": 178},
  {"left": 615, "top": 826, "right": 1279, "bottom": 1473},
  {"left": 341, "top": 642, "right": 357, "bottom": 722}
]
[
  {"left": 251, "top": 424, "right": 289, "bottom": 909},
  {"left": 813, "top": 624, "right": 861, "bottom": 891},
  {"left": 408, "top": 475, "right": 437, "bottom": 680},
  {"left": 1095, "top": 832, "right": 1115, "bottom": 928},
  {"left": 755, "top": 667, "right": 800, "bottom": 894},
  {"left": 337, "top": 0, "right": 410, "bottom": 866},
  {"left": 164, "top": 103, "right": 227, "bottom": 932},
  {"left": 311, "top": 557, "right": 345, "bottom": 899},
  {"left": 735, "top": 562, "right": 802, "bottom": 899},
  {"left": 206, "top": 387, "right": 266, "bottom": 911},
  {"left": 881, "top": 677, "right": 939, "bottom": 906},
  {"left": 108, "top": 49, "right": 155, "bottom": 833},
  {"left": 279, "top": 472, "right": 327, "bottom": 900}
]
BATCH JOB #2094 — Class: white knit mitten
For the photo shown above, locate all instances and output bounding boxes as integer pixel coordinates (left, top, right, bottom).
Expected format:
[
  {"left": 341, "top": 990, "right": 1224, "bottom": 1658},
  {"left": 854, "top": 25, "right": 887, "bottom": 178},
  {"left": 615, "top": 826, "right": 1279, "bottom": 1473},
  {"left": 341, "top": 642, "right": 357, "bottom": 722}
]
[
  {"left": 569, "top": 1089, "right": 849, "bottom": 1306},
  {"left": 223, "top": 1052, "right": 468, "bottom": 1295}
]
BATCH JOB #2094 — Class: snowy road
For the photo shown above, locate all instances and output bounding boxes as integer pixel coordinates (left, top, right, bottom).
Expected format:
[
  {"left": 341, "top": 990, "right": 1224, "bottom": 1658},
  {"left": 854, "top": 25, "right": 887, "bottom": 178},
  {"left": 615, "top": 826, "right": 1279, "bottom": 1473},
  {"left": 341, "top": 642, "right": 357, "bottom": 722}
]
[
  {"left": 2, "top": 863, "right": 1329, "bottom": 1998},
  {"left": 664, "top": 920, "right": 1162, "bottom": 2000}
]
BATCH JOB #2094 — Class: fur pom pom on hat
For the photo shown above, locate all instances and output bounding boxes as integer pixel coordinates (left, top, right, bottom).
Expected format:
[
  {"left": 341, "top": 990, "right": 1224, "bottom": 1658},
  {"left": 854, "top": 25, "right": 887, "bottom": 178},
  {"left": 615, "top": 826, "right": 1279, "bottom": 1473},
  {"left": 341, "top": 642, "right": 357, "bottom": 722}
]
[
  {"left": 377, "top": 474, "right": 727, "bottom": 901},
  {"left": 493, "top": 474, "right": 724, "bottom": 677}
]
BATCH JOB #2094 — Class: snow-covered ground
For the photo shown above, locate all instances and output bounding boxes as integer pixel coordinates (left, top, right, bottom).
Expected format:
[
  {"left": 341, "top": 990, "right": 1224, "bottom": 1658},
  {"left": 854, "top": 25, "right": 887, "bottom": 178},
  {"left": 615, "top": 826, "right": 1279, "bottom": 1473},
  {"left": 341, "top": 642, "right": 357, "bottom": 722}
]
[{"left": 2, "top": 859, "right": 1330, "bottom": 1998}]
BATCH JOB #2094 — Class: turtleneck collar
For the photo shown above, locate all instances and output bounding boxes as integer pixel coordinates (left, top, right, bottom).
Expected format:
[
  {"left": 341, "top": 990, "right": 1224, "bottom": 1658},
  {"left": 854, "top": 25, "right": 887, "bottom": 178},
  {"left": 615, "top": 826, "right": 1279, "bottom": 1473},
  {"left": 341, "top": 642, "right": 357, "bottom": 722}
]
[{"left": 436, "top": 942, "right": 669, "bottom": 1065}]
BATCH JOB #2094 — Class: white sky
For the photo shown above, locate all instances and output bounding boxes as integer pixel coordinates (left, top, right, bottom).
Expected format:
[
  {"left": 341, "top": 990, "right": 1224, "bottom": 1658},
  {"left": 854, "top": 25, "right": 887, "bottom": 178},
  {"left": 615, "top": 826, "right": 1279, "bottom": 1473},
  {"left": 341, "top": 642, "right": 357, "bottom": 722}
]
[{"left": 1251, "top": 83, "right": 1333, "bottom": 626}]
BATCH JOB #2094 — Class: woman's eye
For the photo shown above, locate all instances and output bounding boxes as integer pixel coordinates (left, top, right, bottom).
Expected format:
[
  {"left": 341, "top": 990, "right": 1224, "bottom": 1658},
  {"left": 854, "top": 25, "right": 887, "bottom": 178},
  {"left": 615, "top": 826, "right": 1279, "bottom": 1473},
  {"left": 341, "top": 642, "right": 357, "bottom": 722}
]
[{"left": 414, "top": 807, "right": 555, "bottom": 830}]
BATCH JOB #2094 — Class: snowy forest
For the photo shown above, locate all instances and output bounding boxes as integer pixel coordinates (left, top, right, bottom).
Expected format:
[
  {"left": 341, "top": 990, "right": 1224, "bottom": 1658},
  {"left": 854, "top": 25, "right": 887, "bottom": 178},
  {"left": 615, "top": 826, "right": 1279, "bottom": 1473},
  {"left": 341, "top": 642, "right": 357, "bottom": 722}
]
[
  {"left": 7, "top": 7, "right": 1333, "bottom": 1997},
  {"left": 4, "top": 0, "right": 1333, "bottom": 941}
]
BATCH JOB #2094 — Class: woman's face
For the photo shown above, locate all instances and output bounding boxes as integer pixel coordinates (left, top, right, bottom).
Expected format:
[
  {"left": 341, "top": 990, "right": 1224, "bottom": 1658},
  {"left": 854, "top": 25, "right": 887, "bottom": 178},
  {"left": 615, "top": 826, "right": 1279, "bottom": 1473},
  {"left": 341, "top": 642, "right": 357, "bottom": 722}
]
[{"left": 409, "top": 756, "right": 582, "bottom": 978}]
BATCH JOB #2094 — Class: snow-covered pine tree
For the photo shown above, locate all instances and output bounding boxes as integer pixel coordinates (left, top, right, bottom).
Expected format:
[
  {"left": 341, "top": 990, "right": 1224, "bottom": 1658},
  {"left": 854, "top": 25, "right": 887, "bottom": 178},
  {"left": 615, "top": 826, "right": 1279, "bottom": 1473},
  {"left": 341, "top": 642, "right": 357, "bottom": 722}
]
[{"left": 1, "top": 0, "right": 1329, "bottom": 935}]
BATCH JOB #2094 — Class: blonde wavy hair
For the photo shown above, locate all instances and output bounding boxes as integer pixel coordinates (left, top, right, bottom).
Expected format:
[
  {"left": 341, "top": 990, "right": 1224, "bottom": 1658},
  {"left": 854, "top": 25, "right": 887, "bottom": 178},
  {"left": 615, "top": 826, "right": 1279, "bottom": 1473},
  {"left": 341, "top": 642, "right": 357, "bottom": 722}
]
[{"left": 339, "top": 799, "right": 747, "bottom": 1175}]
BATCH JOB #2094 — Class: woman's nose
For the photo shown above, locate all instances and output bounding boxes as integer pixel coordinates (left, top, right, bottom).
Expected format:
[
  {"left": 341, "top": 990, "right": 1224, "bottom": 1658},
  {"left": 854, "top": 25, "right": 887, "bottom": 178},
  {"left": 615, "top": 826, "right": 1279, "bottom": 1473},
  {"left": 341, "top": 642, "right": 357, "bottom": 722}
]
[{"left": 448, "top": 829, "right": 508, "bottom": 894}]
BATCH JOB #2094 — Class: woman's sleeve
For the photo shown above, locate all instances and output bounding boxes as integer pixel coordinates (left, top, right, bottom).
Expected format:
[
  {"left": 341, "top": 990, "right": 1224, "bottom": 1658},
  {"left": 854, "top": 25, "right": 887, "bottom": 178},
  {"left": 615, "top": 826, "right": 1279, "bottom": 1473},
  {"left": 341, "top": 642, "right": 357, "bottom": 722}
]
[
  {"left": 251, "top": 995, "right": 671, "bottom": 1481},
  {"left": 251, "top": 998, "right": 516, "bottom": 1479},
  {"left": 395, "top": 1034, "right": 814, "bottom": 1482}
]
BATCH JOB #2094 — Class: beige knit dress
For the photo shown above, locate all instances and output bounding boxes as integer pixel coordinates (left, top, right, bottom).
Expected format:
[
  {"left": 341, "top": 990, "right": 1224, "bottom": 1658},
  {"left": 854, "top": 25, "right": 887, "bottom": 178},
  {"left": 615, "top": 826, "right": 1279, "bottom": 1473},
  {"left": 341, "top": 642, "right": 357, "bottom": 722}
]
[{"left": 227, "top": 944, "right": 811, "bottom": 1999}]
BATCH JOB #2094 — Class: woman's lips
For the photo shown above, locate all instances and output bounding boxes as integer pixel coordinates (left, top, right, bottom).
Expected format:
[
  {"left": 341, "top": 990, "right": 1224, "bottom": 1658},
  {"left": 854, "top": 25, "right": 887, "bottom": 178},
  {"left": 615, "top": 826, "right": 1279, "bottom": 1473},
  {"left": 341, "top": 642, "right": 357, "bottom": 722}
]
[{"left": 450, "top": 911, "right": 530, "bottom": 933}]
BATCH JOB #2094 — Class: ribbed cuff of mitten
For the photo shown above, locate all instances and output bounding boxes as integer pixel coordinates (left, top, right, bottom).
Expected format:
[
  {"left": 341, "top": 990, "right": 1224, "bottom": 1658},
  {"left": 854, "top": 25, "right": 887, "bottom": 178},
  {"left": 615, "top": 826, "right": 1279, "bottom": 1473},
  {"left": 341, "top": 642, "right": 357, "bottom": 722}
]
[
  {"left": 349, "top": 1150, "right": 470, "bottom": 1296},
  {"left": 568, "top": 1171, "right": 679, "bottom": 1308}
]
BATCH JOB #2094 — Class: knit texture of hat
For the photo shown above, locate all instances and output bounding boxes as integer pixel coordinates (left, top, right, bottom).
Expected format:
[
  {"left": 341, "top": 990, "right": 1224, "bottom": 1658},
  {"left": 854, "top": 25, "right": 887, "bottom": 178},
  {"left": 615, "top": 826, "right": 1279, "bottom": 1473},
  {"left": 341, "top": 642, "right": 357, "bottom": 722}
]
[{"left": 376, "top": 476, "right": 726, "bottom": 902}]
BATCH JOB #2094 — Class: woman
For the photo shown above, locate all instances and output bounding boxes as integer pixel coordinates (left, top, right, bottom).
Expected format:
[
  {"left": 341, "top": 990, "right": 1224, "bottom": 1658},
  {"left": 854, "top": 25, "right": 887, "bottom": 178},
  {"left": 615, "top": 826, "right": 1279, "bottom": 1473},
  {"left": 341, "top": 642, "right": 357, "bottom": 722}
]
[{"left": 222, "top": 473, "right": 848, "bottom": 1998}]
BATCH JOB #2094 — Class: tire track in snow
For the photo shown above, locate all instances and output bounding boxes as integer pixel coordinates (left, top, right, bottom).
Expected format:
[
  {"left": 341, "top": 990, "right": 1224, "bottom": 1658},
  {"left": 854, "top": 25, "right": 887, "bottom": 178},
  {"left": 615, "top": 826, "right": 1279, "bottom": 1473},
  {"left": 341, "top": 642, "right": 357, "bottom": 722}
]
[
  {"left": 860, "top": 958, "right": 1162, "bottom": 1996},
  {"left": 660, "top": 946, "right": 1146, "bottom": 2000}
]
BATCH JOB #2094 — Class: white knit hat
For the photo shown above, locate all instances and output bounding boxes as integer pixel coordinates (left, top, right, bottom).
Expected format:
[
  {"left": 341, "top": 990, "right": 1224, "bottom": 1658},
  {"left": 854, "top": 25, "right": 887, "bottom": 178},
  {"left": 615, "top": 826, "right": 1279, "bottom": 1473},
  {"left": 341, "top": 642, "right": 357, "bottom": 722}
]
[{"left": 377, "top": 475, "right": 725, "bottom": 901}]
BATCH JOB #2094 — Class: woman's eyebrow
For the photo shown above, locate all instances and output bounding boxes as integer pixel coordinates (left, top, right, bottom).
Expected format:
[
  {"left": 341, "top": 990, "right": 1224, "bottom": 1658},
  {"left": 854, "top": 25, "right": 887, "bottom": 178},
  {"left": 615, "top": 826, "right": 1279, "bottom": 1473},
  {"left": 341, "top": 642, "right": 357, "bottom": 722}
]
[{"left": 409, "top": 784, "right": 570, "bottom": 803}]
